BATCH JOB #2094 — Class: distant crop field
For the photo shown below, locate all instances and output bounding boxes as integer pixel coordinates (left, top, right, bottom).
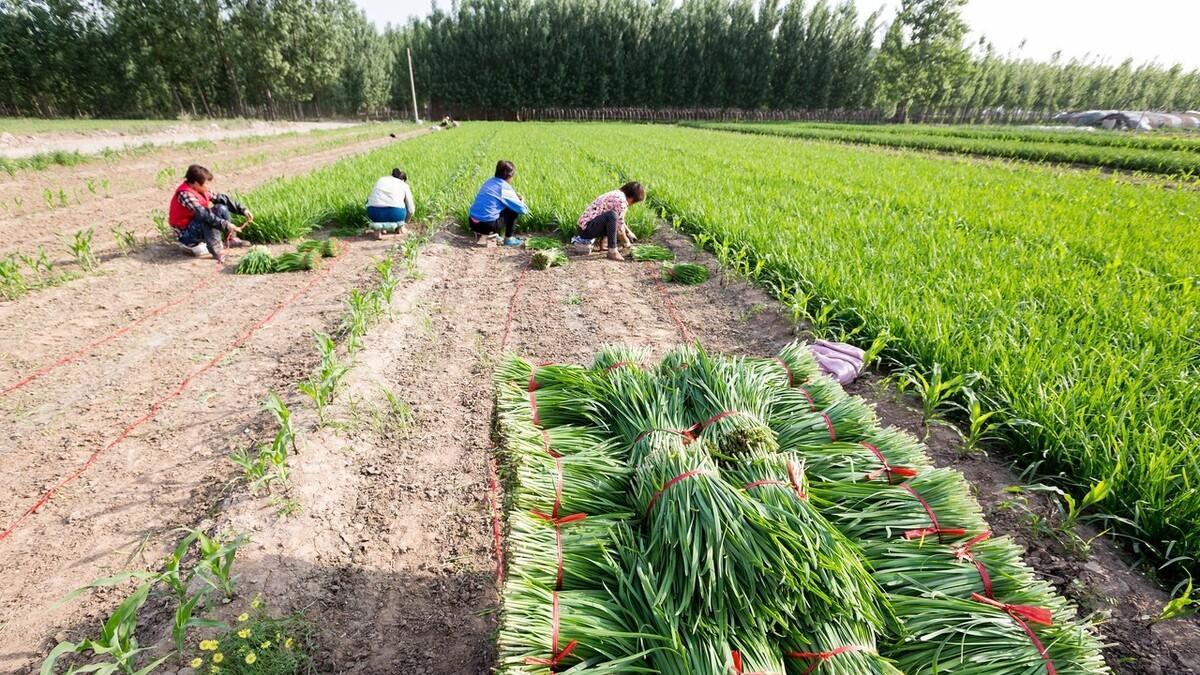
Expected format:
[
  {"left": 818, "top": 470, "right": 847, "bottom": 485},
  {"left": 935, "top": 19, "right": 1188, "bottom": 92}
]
[{"left": 0, "top": 117, "right": 255, "bottom": 135}]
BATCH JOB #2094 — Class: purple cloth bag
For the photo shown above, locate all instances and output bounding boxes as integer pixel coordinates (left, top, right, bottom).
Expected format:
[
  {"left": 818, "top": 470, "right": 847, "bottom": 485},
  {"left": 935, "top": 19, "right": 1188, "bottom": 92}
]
[{"left": 809, "top": 339, "right": 865, "bottom": 385}]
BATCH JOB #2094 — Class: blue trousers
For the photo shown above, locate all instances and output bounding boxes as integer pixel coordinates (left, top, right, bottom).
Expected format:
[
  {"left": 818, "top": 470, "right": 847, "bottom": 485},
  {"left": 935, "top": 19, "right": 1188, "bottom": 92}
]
[{"left": 178, "top": 205, "right": 232, "bottom": 259}]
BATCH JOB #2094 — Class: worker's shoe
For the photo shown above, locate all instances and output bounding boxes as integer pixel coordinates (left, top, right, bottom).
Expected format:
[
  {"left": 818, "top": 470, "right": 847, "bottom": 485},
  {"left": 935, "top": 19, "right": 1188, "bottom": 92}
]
[
  {"left": 372, "top": 228, "right": 384, "bottom": 240},
  {"left": 606, "top": 248, "right": 624, "bottom": 261},
  {"left": 503, "top": 237, "right": 523, "bottom": 247},
  {"left": 179, "top": 242, "right": 206, "bottom": 257},
  {"left": 475, "top": 233, "right": 497, "bottom": 247}
]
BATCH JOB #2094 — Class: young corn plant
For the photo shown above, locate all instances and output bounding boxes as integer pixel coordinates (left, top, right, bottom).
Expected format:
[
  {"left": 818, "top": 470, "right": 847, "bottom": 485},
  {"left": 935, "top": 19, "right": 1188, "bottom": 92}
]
[
  {"left": 112, "top": 224, "right": 142, "bottom": 255},
  {"left": 298, "top": 332, "right": 350, "bottom": 425},
  {"left": 374, "top": 257, "right": 398, "bottom": 315},
  {"left": 151, "top": 210, "right": 175, "bottom": 244},
  {"left": 899, "top": 363, "right": 973, "bottom": 428},
  {"left": 41, "top": 581, "right": 169, "bottom": 675},
  {"left": 342, "top": 289, "right": 377, "bottom": 353},
  {"left": 193, "top": 530, "right": 247, "bottom": 601},
  {"left": 953, "top": 390, "right": 1006, "bottom": 455},
  {"left": 0, "top": 255, "right": 28, "bottom": 300},
  {"left": 1155, "top": 578, "right": 1198, "bottom": 624},
  {"left": 68, "top": 228, "right": 99, "bottom": 272}
]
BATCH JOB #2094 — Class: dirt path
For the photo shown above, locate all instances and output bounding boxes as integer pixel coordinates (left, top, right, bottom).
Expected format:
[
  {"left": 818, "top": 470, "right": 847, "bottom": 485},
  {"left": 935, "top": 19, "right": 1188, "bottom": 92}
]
[
  {"left": 0, "top": 125, "right": 419, "bottom": 263},
  {"left": 0, "top": 121, "right": 354, "bottom": 159},
  {"left": 5, "top": 222, "right": 1198, "bottom": 674}
]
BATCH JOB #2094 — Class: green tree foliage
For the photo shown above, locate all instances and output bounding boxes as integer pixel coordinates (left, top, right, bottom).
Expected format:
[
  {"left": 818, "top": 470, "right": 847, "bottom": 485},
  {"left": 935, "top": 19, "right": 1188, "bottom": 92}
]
[{"left": 1, "top": 0, "right": 1198, "bottom": 118}]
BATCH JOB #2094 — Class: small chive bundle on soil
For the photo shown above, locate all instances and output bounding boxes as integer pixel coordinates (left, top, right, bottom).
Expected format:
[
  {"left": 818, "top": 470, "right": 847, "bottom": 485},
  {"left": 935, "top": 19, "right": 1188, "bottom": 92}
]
[
  {"left": 297, "top": 238, "right": 340, "bottom": 258},
  {"left": 235, "top": 246, "right": 275, "bottom": 275},
  {"left": 631, "top": 244, "right": 674, "bottom": 262},
  {"left": 525, "top": 236, "right": 565, "bottom": 251},
  {"left": 531, "top": 248, "right": 568, "bottom": 270},
  {"left": 663, "top": 262, "right": 709, "bottom": 284},
  {"left": 272, "top": 251, "right": 321, "bottom": 273}
]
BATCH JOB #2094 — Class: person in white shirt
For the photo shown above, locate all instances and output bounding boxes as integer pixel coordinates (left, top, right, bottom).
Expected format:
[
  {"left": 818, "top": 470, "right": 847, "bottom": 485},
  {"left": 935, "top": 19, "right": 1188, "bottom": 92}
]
[{"left": 366, "top": 168, "right": 415, "bottom": 240}]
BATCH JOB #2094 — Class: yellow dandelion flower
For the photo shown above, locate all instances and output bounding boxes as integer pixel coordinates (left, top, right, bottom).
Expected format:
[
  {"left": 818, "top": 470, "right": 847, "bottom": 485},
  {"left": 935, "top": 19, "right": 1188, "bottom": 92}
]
[
  {"left": 251, "top": 596, "right": 263, "bottom": 609},
  {"left": 260, "top": 641, "right": 271, "bottom": 649},
  {"left": 199, "top": 640, "right": 219, "bottom": 651},
  {"left": 190, "top": 658, "right": 203, "bottom": 668},
  {"left": 237, "top": 613, "right": 250, "bottom": 622},
  {"left": 245, "top": 652, "right": 257, "bottom": 665},
  {"left": 213, "top": 653, "right": 224, "bottom": 664},
  {"left": 237, "top": 629, "right": 251, "bottom": 639},
  {"left": 284, "top": 637, "right": 294, "bottom": 649},
  {"left": 209, "top": 666, "right": 220, "bottom": 674}
]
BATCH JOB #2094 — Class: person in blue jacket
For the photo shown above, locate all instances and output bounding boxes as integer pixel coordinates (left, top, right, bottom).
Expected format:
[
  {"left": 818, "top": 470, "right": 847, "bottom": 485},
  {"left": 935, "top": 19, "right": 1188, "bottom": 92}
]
[{"left": 468, "top": 160, "right": 528, "bottom": 246}]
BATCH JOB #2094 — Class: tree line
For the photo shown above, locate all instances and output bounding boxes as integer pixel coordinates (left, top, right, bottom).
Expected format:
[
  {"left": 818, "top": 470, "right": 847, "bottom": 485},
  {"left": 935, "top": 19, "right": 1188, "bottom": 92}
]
[{"left": 3, "top": 0, "right": 1198, "bottom": 120}]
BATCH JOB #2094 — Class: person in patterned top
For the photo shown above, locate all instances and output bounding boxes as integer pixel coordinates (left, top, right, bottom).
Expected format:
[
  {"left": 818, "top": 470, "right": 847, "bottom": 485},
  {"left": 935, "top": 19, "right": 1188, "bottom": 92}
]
[{"left": 576, "top": 181, "right": 645, "bottom": 261}]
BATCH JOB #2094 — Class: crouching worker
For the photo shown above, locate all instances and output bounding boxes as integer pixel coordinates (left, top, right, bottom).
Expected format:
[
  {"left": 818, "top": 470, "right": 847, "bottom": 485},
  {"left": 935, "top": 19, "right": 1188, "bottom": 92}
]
[
  {"left": 575, "top": 181, "right": 645, "bottom": 261},
  {"left": 468, "top": 160, "right": 528, "bottom": 247},
  {"left": 366, "top": 168, "right": 414, "bottom": 240},
  {"left": 169, "top": 164, "right": 251, "bottom": 263}
]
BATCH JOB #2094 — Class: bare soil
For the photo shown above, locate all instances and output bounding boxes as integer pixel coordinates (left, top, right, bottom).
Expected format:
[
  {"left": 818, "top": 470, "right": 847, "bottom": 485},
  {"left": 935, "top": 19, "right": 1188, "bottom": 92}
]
[
  {"left": 2, "top": 202, "right": 1197, "bottom": 673},
  {"left": 0, "top": 121, "right": 354, "bottom": 159}
]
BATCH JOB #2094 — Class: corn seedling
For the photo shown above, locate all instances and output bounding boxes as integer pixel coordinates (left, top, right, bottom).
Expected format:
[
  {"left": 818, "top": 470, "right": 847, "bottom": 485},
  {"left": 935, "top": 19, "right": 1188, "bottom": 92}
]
[
  {"left": 899, "top": 363, "right": 972, "bottom": 427},
  {"left": 229, "top": 445, "right": 278, "bottom": 494},
  {"left": 67, "top": 228, "right": 99, "bottom": 272},
  {"left": 0, "top": 255, "right": 28, "bottom": 300},
  {"left": 1155, "top": 578, "right": 1197, "bottom": 623},
  {"left": 374, "top": 257, "right": 398, "bottom": 313},
  {"left": 151, "top": 210, "right": 174, "bottom": 244},
  {"left": 953, "top": 390, "right": 1006, "bottom": 455},
  {"left": 41, "top": 581, "right": 169, "bottom": 675},
  {"left": 298, "top": 332, "right": 350, "bottom": 425},
  {"left": 172, "top": 588, "right": 222, "bottom": 658},
  {"left": 342, "top": 289, "right": 377, "bottom": 353},
  {"left": 193, "top": 529, "right": 247, "bottom": 601},
  {"left": 112, "top": 224, "right": 141, "bottom": 255}
]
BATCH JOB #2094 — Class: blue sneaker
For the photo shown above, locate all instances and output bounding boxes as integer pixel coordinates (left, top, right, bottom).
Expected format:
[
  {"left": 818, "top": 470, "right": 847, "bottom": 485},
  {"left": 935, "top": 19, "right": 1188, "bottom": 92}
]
[{"left": 503, "top": 237, "right": 523, "bottom": 247}]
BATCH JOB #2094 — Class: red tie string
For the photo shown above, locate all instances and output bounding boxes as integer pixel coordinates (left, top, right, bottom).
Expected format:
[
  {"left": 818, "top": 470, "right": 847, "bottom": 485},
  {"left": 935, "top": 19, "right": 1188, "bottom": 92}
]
[
  {"left": 861, "top": 442, "right": 918, "bottom": 484},
  {"left": 646, "top": 469, "right": 716, "bottom": 515},
  {"left": 531, "top": 510, "right": 588, "bottom": 591},
  {"left": 634, "top": 427, "right": 696, "bottom": 445},
  {"left": 798, "top": 387, "right": 816, "bottom": 411},
  {"left": 730, "top": 650, "right": 784, "bottom": 675},
  {"left": 971, "top": 593, "right": 1058, "bottom": 675},
  {"left": 784, "top": 645, "right": 864, "bottom": 675},
  {"left": 523, "top": 591, "right": 578, "bottom": 670},
  {"left": 900, "top": 483, "right": 966, "bottom": 543},
  {"left": 526, "top": 362, "right": 555, "bottom": 428},
  {"left": 953, "top": 531, "right": 996, "bottom": 598},
  {"left": 634, "top": 410, "right": 744, "bottom": 446},
  {"left": 819, "top": 411, "right": 837, "bottom": 441},
  {"left": 742, "top": 461, "right": 807, "bottom": 501},
  {"left": 774, "top": 357, "right": 795, "bottom": 387}
]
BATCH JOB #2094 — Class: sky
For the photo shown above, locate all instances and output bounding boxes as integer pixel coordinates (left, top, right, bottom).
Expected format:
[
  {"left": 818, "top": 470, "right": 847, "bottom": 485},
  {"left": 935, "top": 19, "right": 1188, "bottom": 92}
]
[{"left": 355, "top": 0, "right": 1200, "bottom": 69}]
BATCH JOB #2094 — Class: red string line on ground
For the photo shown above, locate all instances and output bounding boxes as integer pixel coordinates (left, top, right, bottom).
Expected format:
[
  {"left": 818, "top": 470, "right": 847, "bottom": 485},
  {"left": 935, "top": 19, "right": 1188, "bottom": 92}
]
[
  {"left": 970, "top": 593, "right": 1058, "bottom": 675},
  {"left": 861, "top": 441, "right": 918, "bottom": 484},
  {"left": 730, "top": 650, "right": 783, "bottom": 675},
  {"left": 953, "top": 531, "right": 996, "bottom": 598},
  {"left": 645, "top": 469, "right": 716, "bottom": 515},
  {"left": 645, "top": 262, "right": 692, "bottom": 343},
  {"left": 500, "top": 259, "right": 532, "bottom": 352},
  {"left": 0, "top": 249, "right": 345, "bottom": 545},
  {"left": 899, "top": 483, "right": 967, "bottom": 543},
  {"left": 486, "top": 452, "right": 505, "bottom": 585},
  {"left": 524, "top": 591, "right": 578, "bottom": 669},
  {"left": 0, "top": 265, "right": 220, "bottom": 399},
  {"left": 785, "top": 645, "right": 864, "bottom": 675}
]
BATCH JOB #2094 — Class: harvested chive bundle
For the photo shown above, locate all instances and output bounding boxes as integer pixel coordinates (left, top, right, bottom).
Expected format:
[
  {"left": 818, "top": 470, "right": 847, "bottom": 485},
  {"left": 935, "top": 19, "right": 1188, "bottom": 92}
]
[
  {"left": 782, "top": 437, "right": 930, "bottom": 484},
  {"left": 664, "top": 262, "right": 709, "bottom": 284},
  {"left": 496, "top": 578, "right": 652, "bottom": 674},
  {"left": 235, "top": 246, "right": 275, "bottom": 275},
  {"left": 297, "top": 238, "right": 339, "bottom": 257},
  {"left": 515, "top": 447, "right": 635, "bottom": 517},
  {"left": 272, "top": 251, "right": 320, "bottom": 273},
  {"left": 863, "top": 535, "right": 1066, "bottom": 611},
  {"left": 774, "top": 396, "right": 876, "bottom": 448},
  {"left": 780, "top": 620, "right": 904, "bottom": 675},
  {"left": 811, "top": 468, "right": 988, "bottom": 544},
  {"left": 525, "top": 236, "right": 565, "bottom": 251},
  {"left": 531, "top": 248, "right": 568, "bottom": 270},
  {"left": 591, "top": 345, "right": 647, "bottom": 373},
  {"left": 769, "top": 376, "right": 848, "bottom": 422},
  {"left": 753, "top": 341, "right": 823, "bottom": 389},
  {"left": 631, "top": 244, "right": 674, "bottom": 262},
  {"left": 663, "top": 345, "right": 780, "bottom": 457},
  {"left": 508, "top": 511, "right": 628, "bottom": 591},
  {"left": 886, "top": 595, "right": 1109, "bottom": 675}
]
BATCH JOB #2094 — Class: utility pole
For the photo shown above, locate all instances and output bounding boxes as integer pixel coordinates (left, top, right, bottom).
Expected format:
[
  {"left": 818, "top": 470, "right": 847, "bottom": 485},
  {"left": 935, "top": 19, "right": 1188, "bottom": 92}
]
[{"left": 407, "top": 48, "right": 419, "bottom": 124}]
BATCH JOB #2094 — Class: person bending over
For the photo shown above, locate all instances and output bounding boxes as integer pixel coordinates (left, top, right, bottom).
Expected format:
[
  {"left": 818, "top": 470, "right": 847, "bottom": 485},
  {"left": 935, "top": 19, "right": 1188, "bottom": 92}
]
[
  {"left": 468, "top": 160, "right": 528, "bottom": 247},
  {"left": 169, "top": 164, "right": 251, "bottom": 263},
  {"left": 576, "top": 181, "right": 645, "bottom": 261},
  {"left": 366, "top": 168, "right": 415, "bottom": 239}
]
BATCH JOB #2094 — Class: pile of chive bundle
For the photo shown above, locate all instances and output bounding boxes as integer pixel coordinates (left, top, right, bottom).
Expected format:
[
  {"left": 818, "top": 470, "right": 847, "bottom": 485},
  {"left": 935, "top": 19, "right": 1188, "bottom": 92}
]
[
  {"left": 492, "top": 343, "right": 1110, "bottom": 675},
  {"left": 233, "top": 237, "right": 340, "bottom": 275}
]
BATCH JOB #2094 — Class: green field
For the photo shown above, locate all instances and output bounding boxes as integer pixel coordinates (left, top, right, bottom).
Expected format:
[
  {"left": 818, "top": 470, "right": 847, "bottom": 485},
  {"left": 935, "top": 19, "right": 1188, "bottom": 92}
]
[
  {"left": 251, "top": 121, "right": 1198, "bottom": 576},
  {"left": 0, "top": 117, "right": 258, "bottom": 134},
  {"left": 686, "top": 121, "right": 1200, "bottom": 176}
]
